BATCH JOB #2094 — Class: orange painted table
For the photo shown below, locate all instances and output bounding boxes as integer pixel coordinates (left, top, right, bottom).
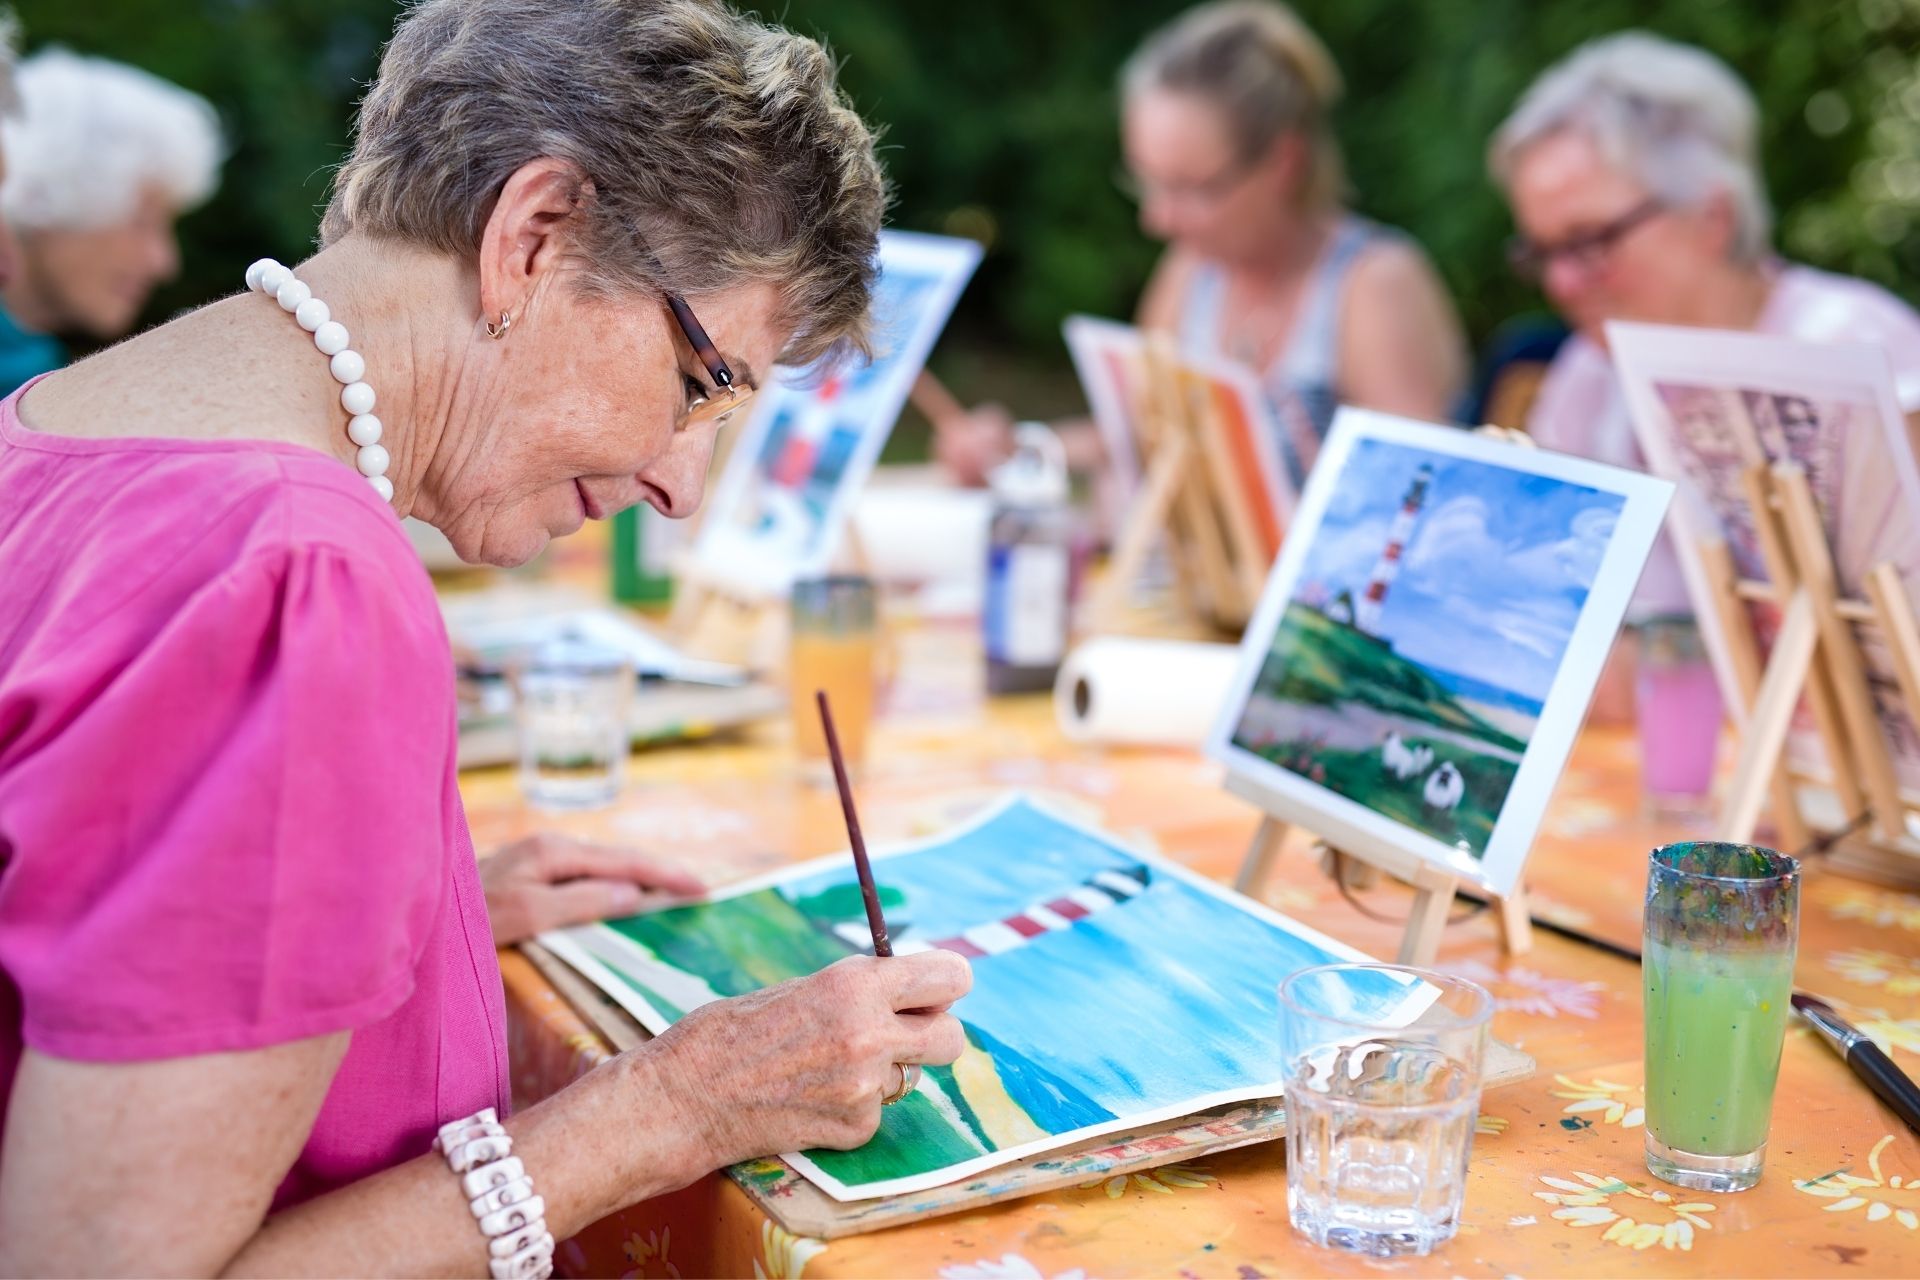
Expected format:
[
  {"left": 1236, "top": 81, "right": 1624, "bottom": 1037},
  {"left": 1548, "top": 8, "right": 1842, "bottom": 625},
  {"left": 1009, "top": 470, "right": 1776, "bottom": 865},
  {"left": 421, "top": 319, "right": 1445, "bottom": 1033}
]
[{"left": 463, "top": 607, "right": 1920, "bottom": 1278}]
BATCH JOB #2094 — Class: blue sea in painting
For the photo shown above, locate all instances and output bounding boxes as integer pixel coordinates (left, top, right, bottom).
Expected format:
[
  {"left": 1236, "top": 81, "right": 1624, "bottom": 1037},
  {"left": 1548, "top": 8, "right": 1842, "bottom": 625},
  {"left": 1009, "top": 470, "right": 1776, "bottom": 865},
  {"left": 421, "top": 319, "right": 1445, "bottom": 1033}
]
[
  {"left": 776, "top": 799, "right": 1402, "bottom": 1131},
  {"left": 1425, "top": 666, "right": 1547, "bottom": 718}
]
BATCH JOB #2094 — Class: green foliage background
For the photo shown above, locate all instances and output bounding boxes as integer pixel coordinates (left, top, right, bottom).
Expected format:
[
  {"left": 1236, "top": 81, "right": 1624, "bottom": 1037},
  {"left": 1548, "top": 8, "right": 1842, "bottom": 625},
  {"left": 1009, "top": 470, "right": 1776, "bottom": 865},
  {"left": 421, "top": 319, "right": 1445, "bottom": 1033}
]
[{"left": 21, "top": 0, "right": 1920, "bottom": 417}]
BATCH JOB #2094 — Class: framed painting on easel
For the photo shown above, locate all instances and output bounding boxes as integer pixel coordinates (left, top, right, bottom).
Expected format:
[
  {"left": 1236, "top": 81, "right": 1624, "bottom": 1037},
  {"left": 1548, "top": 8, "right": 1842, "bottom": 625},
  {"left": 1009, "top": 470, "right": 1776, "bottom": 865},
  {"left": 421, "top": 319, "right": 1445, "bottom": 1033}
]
[
  {"left": 1610, "top": 322, "right": 1920, "bottom": 874},
  {"left": 1205, "top": 409, "right": 1672, "bottom": 959},
  {"left": 1077, "top": 323, "right": 1291, "bottom": 630},
  {"left": 684, "top": 230, "right": 982, "bottom": 602}
]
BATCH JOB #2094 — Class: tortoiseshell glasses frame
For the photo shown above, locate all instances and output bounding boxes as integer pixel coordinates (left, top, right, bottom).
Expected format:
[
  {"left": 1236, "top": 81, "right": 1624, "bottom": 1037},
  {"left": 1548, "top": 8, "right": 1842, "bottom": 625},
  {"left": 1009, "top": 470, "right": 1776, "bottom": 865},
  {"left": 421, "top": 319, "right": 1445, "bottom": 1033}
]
[{"left": 666, "top": 294, "right": 756, "bottom": 429}]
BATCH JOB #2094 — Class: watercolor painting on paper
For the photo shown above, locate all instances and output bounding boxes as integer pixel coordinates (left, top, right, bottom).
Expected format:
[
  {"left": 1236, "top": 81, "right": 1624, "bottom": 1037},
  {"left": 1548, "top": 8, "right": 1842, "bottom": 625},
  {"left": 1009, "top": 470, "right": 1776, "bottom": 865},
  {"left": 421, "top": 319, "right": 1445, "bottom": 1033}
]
[{"left": 541, "top": 796, "right": 1426, "bottom": 1201}]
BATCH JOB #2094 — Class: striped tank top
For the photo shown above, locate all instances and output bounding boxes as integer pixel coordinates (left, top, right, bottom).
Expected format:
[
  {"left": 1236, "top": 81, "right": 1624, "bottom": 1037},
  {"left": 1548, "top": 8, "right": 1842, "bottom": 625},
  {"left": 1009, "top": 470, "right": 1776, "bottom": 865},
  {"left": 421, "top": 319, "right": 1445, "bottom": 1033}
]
[{"left": 1179, "top": 215, "right": 1391, "bottom": 490}]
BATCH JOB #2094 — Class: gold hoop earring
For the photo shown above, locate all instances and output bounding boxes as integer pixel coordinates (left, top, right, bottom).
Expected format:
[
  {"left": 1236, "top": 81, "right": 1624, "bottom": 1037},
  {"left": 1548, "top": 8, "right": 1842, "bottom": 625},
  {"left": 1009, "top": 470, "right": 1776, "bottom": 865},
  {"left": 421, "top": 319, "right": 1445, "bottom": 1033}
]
[{"left": 485, "top": 310, "right": 513, "bottom": 340}]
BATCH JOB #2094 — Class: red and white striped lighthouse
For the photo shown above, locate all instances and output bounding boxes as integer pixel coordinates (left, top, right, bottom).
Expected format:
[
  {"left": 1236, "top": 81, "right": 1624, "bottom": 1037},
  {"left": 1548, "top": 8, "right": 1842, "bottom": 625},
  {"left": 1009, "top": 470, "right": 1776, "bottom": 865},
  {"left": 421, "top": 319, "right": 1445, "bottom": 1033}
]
[
  {"left": 1354, "top": 463, "right": 1433, "bottom": 635},
  {"left": 828, "top": 865, "right": 1152, "bottom": 958}
]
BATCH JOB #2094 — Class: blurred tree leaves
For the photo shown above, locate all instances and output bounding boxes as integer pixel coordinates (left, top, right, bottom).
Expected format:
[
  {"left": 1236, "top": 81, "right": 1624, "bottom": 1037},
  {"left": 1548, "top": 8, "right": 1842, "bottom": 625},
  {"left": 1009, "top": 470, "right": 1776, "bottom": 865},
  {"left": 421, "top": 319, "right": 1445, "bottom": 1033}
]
[{"left": 17, "top": 0, "right": 1919, "bottom": 380}]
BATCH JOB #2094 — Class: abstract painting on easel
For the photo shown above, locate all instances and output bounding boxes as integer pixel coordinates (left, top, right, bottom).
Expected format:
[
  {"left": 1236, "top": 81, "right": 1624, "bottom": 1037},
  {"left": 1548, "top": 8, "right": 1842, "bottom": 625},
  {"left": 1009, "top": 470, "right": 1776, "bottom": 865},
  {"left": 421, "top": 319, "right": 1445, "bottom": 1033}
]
[
  {"left": 540, "top": 797, "right": 1427, "bottom": 1201},
  {"left": 1609, "top": 322, "right": 1920, "bottom": 797}
]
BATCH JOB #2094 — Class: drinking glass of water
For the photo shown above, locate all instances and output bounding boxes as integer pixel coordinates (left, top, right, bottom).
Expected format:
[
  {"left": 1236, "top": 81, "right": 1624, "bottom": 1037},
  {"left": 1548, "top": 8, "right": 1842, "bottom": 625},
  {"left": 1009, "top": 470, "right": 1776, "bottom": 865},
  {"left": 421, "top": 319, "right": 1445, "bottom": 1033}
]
[
  {"left": 516, "top": 638, "right": 633, "bottom": 810},
  {"left": 1279, "top": 963, "right": 1493, "bottom": 1257}
]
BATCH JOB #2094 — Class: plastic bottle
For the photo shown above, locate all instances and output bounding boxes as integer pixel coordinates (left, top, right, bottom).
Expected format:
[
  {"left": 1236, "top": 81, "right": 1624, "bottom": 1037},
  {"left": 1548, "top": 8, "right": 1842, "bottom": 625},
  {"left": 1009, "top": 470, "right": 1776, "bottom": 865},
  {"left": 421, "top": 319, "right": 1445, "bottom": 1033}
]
[{"left": 984, "top": 424, "right": 1075, "bottom": 695}]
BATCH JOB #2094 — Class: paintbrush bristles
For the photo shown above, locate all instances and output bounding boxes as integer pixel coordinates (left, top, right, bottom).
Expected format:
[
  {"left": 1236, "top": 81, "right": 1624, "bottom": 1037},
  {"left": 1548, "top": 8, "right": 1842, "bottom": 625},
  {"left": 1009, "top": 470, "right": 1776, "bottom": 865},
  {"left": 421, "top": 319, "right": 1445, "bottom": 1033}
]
[{"left": 816, "top": 689, "right": 893, "bottom": 958}]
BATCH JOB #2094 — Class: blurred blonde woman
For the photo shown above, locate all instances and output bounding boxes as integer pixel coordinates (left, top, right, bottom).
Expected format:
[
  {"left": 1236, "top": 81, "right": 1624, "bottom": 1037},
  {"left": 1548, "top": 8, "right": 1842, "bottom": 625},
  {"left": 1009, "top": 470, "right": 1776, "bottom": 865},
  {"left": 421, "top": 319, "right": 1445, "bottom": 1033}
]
[
  {"left": 0, "top": 49, "right": 222, "bottom": 393},
  {"left": 937, "top": 0, "right": 1466, "bottom": 490}
]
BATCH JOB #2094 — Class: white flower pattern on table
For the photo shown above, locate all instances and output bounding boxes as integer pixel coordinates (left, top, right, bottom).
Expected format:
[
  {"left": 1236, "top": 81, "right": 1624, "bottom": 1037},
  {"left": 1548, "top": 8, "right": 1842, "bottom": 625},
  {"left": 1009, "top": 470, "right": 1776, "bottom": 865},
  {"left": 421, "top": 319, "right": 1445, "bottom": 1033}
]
[
  {"left": 1533, "top": 1172, "right": 1716, "bottom": 1251},
  {"left": 1795, "top": 1134, "right": 1920, "bottom": 1228},
  {"left": 938, "top": 1256, "right": 1090, "bottom": 1280},
  {"left": 1819, "top": 885, "right": 1920, "bottom": 933},
  {"left": 1542, "top": 796, "right": 1625, "bottom": 839},
  {"left": 1848, "top": 1008, "right": 1920, "bottom": 1056},
  {"left": 1828, "top": 948, "right": 1920, "bottom": 996},
  {"left": 754, "top": 1222, "right": 827, "bottom": 1280},
  {"left": 1449, "top": 960, "right": 1606, "bottom": 1019},
  {"left": 623, "top": 1227, "right": 682, "bottom": 1279},
  {"left": 1550, "top": 1076, "right": 1645, "bottom": 1129},
  {"left": 1476, "top": 1113, "right": 1510, "bottom": 1137}
]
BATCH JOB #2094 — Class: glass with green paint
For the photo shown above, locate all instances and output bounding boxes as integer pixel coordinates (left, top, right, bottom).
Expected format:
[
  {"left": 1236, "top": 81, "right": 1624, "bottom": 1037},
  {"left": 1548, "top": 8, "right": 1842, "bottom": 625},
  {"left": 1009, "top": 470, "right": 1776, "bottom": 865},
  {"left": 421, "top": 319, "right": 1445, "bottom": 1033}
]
[{"left": 1643, "top": 841, "right": 1799, "bottom": 1193}]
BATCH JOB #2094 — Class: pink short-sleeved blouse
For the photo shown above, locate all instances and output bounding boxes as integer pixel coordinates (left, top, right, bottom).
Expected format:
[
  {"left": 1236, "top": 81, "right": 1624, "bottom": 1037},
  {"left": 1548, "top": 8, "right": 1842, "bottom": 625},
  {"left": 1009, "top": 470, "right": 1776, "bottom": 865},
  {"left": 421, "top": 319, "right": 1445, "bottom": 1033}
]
[{"left": 0, "top": 380, "right": 509, "bottom": 1208}]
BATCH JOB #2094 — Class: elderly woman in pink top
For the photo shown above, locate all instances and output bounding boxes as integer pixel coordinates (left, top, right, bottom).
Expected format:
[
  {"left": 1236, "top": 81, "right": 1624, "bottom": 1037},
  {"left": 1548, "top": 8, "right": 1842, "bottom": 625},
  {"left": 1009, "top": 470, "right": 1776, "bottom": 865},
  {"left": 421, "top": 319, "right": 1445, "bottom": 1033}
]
[
  {"left": 0, "top": 2, "right": 969, "bottom": 1275},
  {"left": 1491, "top": 31, "right": 1920, "bottom": 621}
]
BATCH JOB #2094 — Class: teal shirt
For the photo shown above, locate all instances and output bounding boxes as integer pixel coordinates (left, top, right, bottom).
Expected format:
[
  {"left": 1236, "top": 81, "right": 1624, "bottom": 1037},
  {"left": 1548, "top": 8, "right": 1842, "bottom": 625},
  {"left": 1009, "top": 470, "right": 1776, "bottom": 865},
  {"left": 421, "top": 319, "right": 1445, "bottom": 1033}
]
[{"left": 0, "top": 303, "right": 66, "bottom": 396}]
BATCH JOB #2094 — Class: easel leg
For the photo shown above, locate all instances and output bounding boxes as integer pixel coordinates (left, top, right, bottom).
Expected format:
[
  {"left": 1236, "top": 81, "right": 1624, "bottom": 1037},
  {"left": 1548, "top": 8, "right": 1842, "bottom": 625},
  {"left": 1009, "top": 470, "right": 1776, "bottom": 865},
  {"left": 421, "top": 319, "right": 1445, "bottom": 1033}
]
[
  {"left": 1721, "top": 592, "right": 1819, "bottom": 842},
  {"left": 666, "top": 578, "right": 712, "bottom": 641},
  {"left": 1397, "top": 883, "right": 1452, "bottom": 967},
  {"left": 1699, "top": 539, "right": 1810, "bottom": 849},
  {"left": 1494, "top": 888, "right": 1534, "bottom": 956},
  {"left": 1234, "top": 817, "right": 1290, "bottom": 898},
  {"left": 1095, "top": 433, "right": 1189, "bottom": 625}
]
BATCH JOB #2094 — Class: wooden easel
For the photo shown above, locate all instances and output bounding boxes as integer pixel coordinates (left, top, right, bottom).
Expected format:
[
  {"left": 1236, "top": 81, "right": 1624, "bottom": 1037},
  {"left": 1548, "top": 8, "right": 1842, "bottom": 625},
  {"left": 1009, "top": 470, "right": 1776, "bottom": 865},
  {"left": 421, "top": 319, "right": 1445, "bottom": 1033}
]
[
  {"left": 1708, "top": 460, "right": 1920, "bottom": 884},
  {"left": 1093, "top": 337, "right": 1270, "bottom": 632},
  {"left": 1225, "top": 774, "right": 1533, "bottom": 966},
  {"left": 666, "top": 526, "right": 880, "bottom": 672}
]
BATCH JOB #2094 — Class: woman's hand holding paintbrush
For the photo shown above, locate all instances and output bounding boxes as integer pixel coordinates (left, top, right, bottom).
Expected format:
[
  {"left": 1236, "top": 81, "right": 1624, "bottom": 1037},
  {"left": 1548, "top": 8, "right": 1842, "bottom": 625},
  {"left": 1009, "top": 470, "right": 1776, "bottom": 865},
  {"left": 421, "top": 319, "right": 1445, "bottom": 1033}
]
[
  {"left": 817, "top": 690, "right": 974, "bottom": 1106},
  {"left": 589, "top": 693, "right": 971, "bottom": 1179}
]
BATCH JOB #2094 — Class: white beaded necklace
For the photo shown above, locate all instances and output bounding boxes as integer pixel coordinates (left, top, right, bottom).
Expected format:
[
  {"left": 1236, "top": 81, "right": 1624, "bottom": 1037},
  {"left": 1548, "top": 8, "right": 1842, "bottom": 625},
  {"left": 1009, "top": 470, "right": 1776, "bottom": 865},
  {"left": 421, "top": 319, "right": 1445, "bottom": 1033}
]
[{"left": 244, "top": 258, "right": 393, "bottom": 503}]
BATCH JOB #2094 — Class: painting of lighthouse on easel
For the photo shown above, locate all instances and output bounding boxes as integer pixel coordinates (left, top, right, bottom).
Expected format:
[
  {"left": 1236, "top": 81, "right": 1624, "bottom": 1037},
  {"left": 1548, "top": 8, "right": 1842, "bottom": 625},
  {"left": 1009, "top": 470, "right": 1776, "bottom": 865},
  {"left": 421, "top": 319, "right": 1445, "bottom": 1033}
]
[{"left": 1210, "top": 409, "right": 1673, "bottom": 896}]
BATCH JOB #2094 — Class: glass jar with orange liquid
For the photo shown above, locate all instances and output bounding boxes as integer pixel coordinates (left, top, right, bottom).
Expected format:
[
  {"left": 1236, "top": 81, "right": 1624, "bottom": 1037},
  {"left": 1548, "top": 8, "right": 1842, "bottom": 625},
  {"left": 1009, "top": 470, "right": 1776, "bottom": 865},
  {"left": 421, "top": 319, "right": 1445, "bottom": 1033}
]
[{"left": 790, "top": 576, "right": 879, "bottom": 780}]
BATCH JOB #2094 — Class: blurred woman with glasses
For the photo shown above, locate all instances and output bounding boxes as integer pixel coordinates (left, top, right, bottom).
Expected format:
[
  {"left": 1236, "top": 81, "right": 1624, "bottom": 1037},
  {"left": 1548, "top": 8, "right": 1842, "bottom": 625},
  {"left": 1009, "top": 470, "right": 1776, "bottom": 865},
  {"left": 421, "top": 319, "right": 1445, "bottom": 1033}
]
[
  {"left": 934, "top": 0, "right": 1467, "bottom": 492},
  {"left": 1492, "top": 31, "right": 1920, "bottom": 620}
]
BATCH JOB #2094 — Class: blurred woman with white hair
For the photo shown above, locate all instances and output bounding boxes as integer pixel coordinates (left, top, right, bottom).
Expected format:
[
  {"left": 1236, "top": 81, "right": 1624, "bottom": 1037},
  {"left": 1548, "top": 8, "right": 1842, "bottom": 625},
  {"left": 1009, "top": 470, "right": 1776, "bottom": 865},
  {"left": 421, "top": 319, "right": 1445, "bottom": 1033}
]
[
  {"left": 0, "top": 49, "right": 222, "bottom": 393},
  {"left": 1491, "top": 31, "right": 1920, "bottom": 619}
]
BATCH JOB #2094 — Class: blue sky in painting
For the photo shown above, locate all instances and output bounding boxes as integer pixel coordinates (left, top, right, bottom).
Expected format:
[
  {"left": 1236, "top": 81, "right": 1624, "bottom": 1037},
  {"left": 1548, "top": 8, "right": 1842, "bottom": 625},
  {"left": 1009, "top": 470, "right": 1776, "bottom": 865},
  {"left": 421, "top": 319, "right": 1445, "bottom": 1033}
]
[
  {"left": 778, "top": 801, "right": 1404, "bottom": 1130},
  {"left": 1293, "top": 437, "right": 1626, "bottom": 703}
]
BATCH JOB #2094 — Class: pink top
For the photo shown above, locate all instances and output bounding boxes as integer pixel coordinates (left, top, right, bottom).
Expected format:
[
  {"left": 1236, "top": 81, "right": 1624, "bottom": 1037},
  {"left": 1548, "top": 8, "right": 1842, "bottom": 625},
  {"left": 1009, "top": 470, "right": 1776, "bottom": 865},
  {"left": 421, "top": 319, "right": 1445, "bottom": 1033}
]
[
  {"left": 0, "top": 381, "right": 508, "bottom": 1209},
  {"left": 1528, "top": 263, "right": 1920, "bottom": 619}
]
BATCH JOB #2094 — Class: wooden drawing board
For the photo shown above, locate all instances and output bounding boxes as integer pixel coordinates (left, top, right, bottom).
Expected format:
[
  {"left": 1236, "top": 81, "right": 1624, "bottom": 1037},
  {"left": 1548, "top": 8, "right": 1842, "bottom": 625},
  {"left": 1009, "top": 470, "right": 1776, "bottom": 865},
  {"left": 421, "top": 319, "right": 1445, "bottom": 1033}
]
[
  {"left": 521, "top": 941, "right": 1534, "bottom": 1240},
  {"left": 1094, "top": 337, "right": 1275, "bottom": 632}
]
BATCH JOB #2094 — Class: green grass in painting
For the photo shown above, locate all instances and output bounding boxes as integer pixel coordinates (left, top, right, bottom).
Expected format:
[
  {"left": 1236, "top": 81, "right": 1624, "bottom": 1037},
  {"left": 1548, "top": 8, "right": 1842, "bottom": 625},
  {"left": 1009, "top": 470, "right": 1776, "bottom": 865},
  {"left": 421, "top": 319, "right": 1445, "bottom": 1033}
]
[
  {"left": 1251, "top": 602, "right": 1526, "bottom": 753},
  {"left": 1239, "top": 736, "right": 1513, "bottom": 857},
  {"left": 611, "top": 888, "right": 849, "bottom": 994},
  {"left": 807, "top": 1090, "right": 988, "bottom": 1184}
]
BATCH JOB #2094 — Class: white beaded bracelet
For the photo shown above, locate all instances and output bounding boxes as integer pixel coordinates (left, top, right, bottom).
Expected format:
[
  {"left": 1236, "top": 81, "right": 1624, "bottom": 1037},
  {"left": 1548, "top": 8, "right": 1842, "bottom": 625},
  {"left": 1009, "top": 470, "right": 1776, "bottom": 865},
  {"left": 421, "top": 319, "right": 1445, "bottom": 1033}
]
[{"left": 434, "top": 1109, "right": 555, "bottom": 1280}]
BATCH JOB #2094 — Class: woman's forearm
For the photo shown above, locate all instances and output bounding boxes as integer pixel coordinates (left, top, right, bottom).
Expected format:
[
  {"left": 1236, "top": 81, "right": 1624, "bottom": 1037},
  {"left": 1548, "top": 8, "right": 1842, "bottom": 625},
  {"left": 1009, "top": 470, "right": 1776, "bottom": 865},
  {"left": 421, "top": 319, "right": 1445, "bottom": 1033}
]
[{"left": 228, "top": 1046, "right": 711, "bottom": 1277}]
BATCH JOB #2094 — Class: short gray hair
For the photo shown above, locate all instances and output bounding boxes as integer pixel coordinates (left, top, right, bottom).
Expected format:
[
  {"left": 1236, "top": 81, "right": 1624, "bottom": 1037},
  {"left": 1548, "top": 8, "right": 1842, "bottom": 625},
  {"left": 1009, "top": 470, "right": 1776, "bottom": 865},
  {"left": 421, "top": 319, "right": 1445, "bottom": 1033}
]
[
  {"left": 1489, "top": 32, "right": 1771, "bottom": 263},
  {"left": 1122, "top": 0, "right": 1346, "bottom": 211},
  {"left": 0, "top": 48, "right": 223, "bottom": 232},
  {"left": 322, "top": 0, "right": 887, "bottom": 368}
]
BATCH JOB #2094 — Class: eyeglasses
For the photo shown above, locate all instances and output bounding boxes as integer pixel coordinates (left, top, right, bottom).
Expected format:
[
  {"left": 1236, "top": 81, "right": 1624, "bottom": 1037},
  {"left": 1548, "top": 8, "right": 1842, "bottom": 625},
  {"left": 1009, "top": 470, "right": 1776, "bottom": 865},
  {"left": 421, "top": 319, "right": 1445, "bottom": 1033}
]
[
  {"left": 1113, "top": 156, "right": 1258, "bottom": 209},
  {"left": 1506, "top": 198, "right": 1664, "bottom": 282},
  {"left": 666, "top": 294, "right": 756, "bottom": 430}
]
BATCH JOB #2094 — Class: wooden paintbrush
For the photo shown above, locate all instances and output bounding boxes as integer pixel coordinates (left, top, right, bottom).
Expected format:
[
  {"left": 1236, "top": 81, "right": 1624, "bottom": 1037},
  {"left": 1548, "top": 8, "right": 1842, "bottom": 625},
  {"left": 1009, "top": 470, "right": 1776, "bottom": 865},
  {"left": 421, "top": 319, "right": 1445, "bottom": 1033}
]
[{"left": 816, "top": 689, "right": 892, "bottom": 957}]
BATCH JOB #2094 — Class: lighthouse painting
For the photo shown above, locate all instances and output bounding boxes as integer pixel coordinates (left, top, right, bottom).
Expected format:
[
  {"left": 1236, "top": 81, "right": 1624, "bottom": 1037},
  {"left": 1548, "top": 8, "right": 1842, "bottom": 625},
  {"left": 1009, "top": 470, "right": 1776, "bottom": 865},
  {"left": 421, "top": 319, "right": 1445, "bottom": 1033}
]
[
  {"left": 1211, "top": 410, "right": 1672, "bottom": 895},
  {"left": 692, "top": 230, "right": 982, "bottom": 596},
  {"left": 1352, "top": 463, "right": 1432, "bottom": 634},
  {"left": 542, "top": 796, "right": 1420, "bottom": 1201}
]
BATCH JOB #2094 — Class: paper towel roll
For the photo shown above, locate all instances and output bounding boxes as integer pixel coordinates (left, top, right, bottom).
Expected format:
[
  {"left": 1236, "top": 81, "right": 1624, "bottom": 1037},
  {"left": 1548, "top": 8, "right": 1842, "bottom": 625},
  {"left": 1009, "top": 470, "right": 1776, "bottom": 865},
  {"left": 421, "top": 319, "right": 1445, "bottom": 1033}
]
[{"left": 1055, "top": 637, "right": 1243, "bottom": 748}]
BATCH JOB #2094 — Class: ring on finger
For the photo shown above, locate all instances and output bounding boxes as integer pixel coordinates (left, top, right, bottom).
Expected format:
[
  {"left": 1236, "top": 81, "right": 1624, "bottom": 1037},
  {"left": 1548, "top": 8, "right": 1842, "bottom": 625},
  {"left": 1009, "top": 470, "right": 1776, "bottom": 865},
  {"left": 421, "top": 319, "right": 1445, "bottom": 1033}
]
[{"left": 880, "top": 1063, "right": 922, "bottom": 1106}]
